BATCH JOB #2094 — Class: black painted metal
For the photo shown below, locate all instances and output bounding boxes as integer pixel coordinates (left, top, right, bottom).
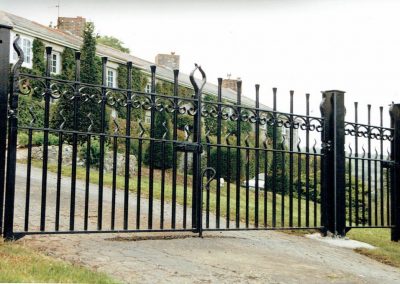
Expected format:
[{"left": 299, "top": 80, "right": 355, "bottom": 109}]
[
  {"left": 320, "top": 90, "right": 346, "bottom": 236},
  {"left": 390, "top": 104, "right": 400, "bottom": 241},
  {"left": 1, "top": 37, "right": 398, "bottom": 240},
  {"left": 0, "top": 26, "right": 11, "bottom": 236}
]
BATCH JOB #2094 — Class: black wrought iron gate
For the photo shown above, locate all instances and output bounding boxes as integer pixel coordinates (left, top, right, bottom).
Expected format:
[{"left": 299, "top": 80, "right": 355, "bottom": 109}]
[{"left": 1, "top": 30, "right": 400, "bottom": 240}]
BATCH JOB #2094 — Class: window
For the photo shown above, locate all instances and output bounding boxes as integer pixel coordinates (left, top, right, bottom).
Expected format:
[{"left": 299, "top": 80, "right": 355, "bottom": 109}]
[
  {"left": 50, "top": 52, "right": 61, "bottom": 74},
  {"left": 22, "top": 38, "right": 32, "bottom": 64},
  {"left": 107, "top": 69, "right": 116, "bottom": 88},
  {"left": 12, "top": 37, "right": 32, "bottom": 65},
  {"left": 52, "top": 54, "right": 57, "bottom": 73},
  {"left": 145, "top": 82, "right": 151, "bottom": 93},
  {"left": 145, "top": 111, "right": 151, "bottom": 124}
]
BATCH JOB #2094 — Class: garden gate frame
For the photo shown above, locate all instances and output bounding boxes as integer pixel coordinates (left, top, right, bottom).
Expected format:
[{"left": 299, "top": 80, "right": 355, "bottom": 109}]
[{"left": 0, "top": 27, "right": 400, "bottom": 240}]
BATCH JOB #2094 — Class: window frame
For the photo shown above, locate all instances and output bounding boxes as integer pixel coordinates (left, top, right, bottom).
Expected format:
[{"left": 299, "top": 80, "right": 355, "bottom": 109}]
[{"left": 106, "top": 68, "right": 117, "bottom": 88}]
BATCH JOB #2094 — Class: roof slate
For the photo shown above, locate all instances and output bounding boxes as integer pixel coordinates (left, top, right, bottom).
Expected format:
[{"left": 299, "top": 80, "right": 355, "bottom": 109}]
[{"left": 1, "top": 10, "right": 270, "bottom": 110}]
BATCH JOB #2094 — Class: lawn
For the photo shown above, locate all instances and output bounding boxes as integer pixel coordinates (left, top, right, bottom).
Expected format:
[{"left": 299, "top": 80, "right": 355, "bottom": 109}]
[
  {"left": 347, "top": 228, "right": 400, "bottom": 268},
  {"left": 28, "top": 159, "right": 320, "bottom": 228},
  {"left": 0, "top": 239, "right": 118, "bottom": 283}
]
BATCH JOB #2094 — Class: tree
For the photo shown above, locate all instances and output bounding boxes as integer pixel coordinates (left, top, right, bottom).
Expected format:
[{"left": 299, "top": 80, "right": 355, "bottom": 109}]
[
  {"left": 97, "top": 35, "right": 130, "bottom": 53},
  {"left": 32, "top": 39, "right": 45, "bottom": 75},
  {"left": 79, "top": 22, "right": 104, "bottom": 134},
  {"left": 144, "top": 110, "right": 173, "bottom": 169},
  {"left": 50, "top": 47, "right": 75, "bottom": 130},
  {"left": 204, "top": 94, "right": 218, "bottom": 135}
]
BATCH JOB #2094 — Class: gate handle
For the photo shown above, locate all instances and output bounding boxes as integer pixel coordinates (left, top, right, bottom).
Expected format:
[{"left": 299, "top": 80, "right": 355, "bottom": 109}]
[{"left": 202, "top": 167, "right": 216, "bottom": 191}]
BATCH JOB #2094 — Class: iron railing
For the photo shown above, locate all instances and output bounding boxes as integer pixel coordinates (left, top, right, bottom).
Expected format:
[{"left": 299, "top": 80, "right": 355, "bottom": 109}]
[{"left": 0, "top": 31, "right": 399, "bottom": 240}]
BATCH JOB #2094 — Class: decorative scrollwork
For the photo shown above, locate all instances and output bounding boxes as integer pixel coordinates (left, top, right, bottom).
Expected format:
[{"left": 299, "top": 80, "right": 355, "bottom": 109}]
[
  {"left": 344, "top": 122, "right": 393, "bottom": 141},
  {"left": 138, "top": 120, "right": 146, "bottom": 137},
  {"left": 87, "top": 113, "right": 94, "bottom": 132},
  {"left": 184, "top": 125, "right": 191, "bottom": 141},
  {"left": 162, "top": 121, "right": 168, "bottom": 139},
  {"left": 296, "top": 137, "right": 302, "bottom": 152},
  {"left": 59, "top": 109, "right": 66, "bottom": 130}
]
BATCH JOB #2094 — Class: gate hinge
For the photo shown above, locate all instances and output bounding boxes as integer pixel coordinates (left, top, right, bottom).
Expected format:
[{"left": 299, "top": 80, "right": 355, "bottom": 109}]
[{"left": 175, "top": 142, "right": 203, "bottom": 153}]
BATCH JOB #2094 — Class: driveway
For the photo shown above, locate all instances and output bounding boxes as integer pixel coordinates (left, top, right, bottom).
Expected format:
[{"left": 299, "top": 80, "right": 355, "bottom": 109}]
[{"left": 11, "top": 163, "right": 400, "bottom": 283}]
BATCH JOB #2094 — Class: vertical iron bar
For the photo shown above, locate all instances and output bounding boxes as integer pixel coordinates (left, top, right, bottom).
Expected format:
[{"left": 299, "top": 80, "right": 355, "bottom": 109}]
[
  {"left": 355, "top": 102, "right": 359, "bottom": 226},
  {"left": 374, "top": 148, "right": 378, "bottom": 226},
  {"left": 389, "top": 103, "right": 400, "bottom": 241},
  {"left": 305, "top": 93, "right": 310, "bottom": 227},
  {"left": 69, "top": 50, "right": 80, "bottom": 231},
  {"left": 367, "top": 105, "right": 372, "bottom": 226},
  {"left": 161, "top": 140, "right": 166, "bottom": 229},
  {"left": 25, "top": 129, "right": 33, "bottom": 231},
  {"left": 272, "top": 87, "right": 277, "bottom": 227},
  {"left": 254, "top": 84, "right": 260, "bottom": 228},
  {"left": 111, "top": 133, "right": 117, "bottom": 230},
  {"left": 98, "top": 57, "right": 107, "bottom": 230},
  {"left": 226, "top": 141, "right": 231, "bottom": 228},
  {"left": 206, "top": 135, "right": 210, "bottom": 229},
  {"left": 84, "top": 134, "right": 91, "bottom": 230},
  {"left": 40, "top": 47, "right": 52, "bottom": 231},
  {"left": 216, "top": 78, "right": 222, "bottom": 228},
  {"left": 235, "top": 81, "right": 242, "bottom": 228},
  {"left": 281, "top": 138, "right": 286, "bottom": 227},
  {"left": 54, "top": 131, "right": 63, "bottom": 231},
  {"left": 148, "top": 65, "right": 156, "bottom": 229},
  {"left": 380, "top": 106, "right": 384, "bottom": 226},
  {"left": 190, "top": 65, "right": 205, "bottom": 236},
  {"left": 313, "top": 142, "right": 318, "bottom": 227},
  {"left": 362, "top": 145, "right": 365, "bottom": 225},
  {"left": 348, "top": 146, "right": 352, "bottom": 226},
  {"left": 289, "top": 90, "right": 294, "bottom": 227},
  {"left": 136, "top": 134, "right": 143, "bottom": 229},
  {"left": 171, "top": 69, "right": 179, "bottom": 229},
  {"left": 183, "top": 151, "right": 188, "bottom": 228},
  {"left": 245, "top": 138, "right": 250, "bottom": 228},
  {"left": 263, "top": 135, "right": 269, "bottom": 227},
  {"left": 0, "top": 26, "right": 11, "bottom": 235},
  {"left": 124, "top": 61, "right": 132, "bottom": 230},
  {"left": 297, "top": 143, "right": 302, "bottom": 227}
]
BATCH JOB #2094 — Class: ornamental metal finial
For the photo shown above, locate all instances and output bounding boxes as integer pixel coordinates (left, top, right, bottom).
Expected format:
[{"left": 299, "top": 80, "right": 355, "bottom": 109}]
[{"left": 189, "top": 64, "right": 206, "bottom": 96}]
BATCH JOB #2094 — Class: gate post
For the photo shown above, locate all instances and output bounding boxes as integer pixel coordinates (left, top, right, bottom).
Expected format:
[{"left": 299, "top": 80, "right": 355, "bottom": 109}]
[
  {"left": 3, "top": 34, "right": 22, "bottom": 240},
  {"left": 390, "top": 103, "right": 400, "bottom": 241},
  {"left": 0, "top": 25, "right": 12, "bottom": 237},
  {"left": 320, "top": 90, "right": 346, "bottom": 237}
]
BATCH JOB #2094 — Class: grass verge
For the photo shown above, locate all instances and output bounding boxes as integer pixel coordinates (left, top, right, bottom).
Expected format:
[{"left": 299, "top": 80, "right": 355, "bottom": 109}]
[
  {"left": 0, "top": 239, "right": 119, "bottom": 283},
  {"left": 347, "top": 228, "right": 400, "bottom": 268}
]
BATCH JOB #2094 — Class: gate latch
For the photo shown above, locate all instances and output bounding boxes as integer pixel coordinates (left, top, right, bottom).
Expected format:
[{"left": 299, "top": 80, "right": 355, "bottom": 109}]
[{"left": 175, "top": 142, "right": 202, "bottom": 153}]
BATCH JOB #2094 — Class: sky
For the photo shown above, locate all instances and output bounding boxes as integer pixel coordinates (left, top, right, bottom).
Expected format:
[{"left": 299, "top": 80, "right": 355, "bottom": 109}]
[{"left": 1, "top": 0, "right": 400, "bottom": 127}]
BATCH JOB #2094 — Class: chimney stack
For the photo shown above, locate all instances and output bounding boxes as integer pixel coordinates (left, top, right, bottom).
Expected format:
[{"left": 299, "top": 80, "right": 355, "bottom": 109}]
[
  {"left": 222, "top": 75, "right": 241, "bottom": 91},
  {"left": 57, "top": 16, "right": 86, "bottom": 37},
  {"left": 155, "top": 52, "right": 180, "bottom": 70}
]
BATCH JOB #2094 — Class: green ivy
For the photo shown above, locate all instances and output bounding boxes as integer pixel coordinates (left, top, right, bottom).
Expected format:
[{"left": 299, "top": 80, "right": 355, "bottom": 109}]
[{"left": 32, "top": 39, "right": 45, "bottom": 75}]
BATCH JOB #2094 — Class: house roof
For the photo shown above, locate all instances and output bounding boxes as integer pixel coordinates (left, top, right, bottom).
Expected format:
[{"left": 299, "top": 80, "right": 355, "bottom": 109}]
[{"left": 0, "top": 10, "right": 270, "bottom": 110}]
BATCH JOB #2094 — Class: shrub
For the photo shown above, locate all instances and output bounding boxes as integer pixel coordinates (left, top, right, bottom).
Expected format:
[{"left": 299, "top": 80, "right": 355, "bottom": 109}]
[
  {"left": 79, "top": 138, "right": 108, "bottom": 168},
  {"left": 177, "top": 114, "right": 193, "bottom": 131},
  {"left": 17, "top": 133, "right": 29, "bottom": 147},
  {"left": 209, "top": 147, "right": 244, "bottom": 182},
  {"left": 144, "top": 111, "right": 173, "bottom": 169}
]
